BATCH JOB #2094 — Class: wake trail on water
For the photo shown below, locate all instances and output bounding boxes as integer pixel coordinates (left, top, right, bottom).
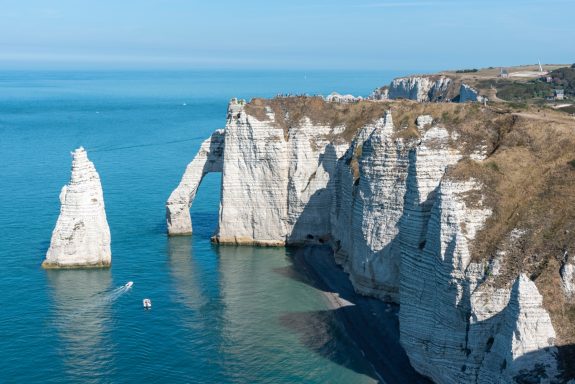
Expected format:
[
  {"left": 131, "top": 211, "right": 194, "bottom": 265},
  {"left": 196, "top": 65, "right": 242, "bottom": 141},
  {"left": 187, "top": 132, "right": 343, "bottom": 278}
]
[{"left": 64, "top": 284, "right": 132, "bottom": 319}]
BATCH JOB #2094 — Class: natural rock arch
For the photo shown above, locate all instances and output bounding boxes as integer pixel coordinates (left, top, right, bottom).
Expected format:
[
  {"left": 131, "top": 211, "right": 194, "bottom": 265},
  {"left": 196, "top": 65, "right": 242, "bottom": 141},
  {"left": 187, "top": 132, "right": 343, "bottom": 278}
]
[{"left": 166, "top": 129, "right": 225, "bottom": 235}]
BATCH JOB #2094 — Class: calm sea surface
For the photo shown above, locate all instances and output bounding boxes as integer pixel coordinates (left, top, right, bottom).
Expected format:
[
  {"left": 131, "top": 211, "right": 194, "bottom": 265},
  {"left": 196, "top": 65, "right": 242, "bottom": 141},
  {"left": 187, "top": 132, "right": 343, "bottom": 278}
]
[{"left": 0, "top": 70, "right": 403, "bottom": 383}]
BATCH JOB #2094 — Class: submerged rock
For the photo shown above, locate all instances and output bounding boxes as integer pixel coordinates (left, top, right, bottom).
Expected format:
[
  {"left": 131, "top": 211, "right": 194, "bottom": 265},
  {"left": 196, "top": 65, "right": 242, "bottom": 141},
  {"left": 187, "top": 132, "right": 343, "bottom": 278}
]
[{"left": 43, "top": 147, "right": 111, "bottom": 269}]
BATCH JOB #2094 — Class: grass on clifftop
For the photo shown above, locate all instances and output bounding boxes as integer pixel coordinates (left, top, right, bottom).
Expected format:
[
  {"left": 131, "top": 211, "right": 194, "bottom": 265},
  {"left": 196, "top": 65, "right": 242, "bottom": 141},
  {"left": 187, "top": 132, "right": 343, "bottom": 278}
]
[
  {"left": 446, "top": 106, "right": 575, "bottom": 351},
  {"left": 245, "top": 96, "right": 490, "bottom": 145},
  {"left": 247, "top": 96, "right": 575, "bottom": 353},
  {"left": 245, "top": 96, "right": 390, "bottom": 142}
]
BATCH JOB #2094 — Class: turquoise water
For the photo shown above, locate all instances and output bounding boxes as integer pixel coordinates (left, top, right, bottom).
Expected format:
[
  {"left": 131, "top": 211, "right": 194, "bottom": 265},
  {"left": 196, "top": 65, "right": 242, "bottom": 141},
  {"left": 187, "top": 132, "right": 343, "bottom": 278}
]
[{"left": 0, "top": 70, "right": 405, "bottom": 383}]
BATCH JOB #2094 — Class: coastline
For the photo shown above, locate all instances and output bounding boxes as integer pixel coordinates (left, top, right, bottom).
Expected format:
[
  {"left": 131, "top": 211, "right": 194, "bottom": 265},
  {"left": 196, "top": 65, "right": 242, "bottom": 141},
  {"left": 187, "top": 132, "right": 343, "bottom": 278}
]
[{"left": 286, "top": 245, "right": 431, "bottom": 384}]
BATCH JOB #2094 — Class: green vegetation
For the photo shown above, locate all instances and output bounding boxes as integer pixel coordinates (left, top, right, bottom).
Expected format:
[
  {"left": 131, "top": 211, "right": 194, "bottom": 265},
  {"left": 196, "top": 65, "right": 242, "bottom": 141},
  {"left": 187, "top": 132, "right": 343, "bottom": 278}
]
[
  {"left": 546, "top": 66, "right": 575, "bottom": 96},
  {"left": 486, "top": 162, "right": 500, "bottom": 172},
  {"left": 471, "top": 66, "right": 575, "bottom": 103},
  {"left": 491, "top": 80, "right": 553, "bottom": 101},
  {"left": 455, "top": 68, "right": 478, "bottom": 73}
]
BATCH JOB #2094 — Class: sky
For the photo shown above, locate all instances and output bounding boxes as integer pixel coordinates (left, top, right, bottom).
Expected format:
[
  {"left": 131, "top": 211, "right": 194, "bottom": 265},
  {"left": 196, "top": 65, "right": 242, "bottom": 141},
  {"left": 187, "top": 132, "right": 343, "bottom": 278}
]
[{"left": 0, "top": 0, "right": 573, "bottom": 71}]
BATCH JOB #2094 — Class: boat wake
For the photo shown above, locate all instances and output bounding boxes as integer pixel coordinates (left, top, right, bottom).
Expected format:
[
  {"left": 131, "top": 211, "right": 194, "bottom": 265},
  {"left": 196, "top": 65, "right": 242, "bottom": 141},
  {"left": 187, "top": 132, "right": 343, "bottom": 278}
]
[
  {"left": 64, "top": 282, "right": 133, "bottom": 318},
  {"left": 101, "top": 283, "right": 133, "bottom": 304}
]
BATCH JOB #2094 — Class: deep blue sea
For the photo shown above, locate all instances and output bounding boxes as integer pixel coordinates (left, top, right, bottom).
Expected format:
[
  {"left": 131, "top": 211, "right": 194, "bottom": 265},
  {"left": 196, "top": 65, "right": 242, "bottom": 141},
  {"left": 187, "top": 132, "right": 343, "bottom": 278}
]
[{"left": 0, "top": 70, "right": 404, "bottom": 383}]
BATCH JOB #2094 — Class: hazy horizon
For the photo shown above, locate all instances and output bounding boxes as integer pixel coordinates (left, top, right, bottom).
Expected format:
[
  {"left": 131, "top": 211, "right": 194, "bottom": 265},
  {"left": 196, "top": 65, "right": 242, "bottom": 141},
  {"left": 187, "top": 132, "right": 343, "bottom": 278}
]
[{"left": 0, "top": 0, "right": 573, "bottom": 71}]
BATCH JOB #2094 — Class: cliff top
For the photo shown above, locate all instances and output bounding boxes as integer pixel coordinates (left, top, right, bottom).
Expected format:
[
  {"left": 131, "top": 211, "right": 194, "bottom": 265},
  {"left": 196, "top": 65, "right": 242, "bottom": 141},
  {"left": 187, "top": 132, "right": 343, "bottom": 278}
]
[
  {"left": 424, "top": 64, "right": 574, "bottom": 107},
  {"left": 242, "top": 95, "right": 575, "bottom": 348}
]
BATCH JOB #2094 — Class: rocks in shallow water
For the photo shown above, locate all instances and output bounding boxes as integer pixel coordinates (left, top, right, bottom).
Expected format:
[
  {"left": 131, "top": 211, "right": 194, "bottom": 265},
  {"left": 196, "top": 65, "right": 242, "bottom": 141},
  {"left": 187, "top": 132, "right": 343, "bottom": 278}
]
[{"left": 43, "top": 147, "right": 111, "bottom": 269}]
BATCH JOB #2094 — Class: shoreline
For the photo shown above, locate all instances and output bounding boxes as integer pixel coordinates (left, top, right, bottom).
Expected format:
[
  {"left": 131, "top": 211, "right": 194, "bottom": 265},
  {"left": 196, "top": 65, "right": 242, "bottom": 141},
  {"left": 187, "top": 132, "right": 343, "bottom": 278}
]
[{"left": 287, "top": 245, "right": 430, "bottom": 384}]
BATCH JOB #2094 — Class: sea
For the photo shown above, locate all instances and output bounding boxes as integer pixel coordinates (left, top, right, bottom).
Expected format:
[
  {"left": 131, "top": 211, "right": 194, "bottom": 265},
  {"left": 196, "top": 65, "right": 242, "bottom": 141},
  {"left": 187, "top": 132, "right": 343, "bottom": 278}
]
[{"left": 0, "top": 69, "right": 407, "bottom": 383}]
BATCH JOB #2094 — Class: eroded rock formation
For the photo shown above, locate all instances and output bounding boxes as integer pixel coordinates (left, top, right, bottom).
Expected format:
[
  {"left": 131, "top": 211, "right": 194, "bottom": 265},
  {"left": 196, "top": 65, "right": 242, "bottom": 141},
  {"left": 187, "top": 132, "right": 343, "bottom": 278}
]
[
  {"left": 369, "top": 76, "right": 487, "bottom": 104},
  {"left": 389, "top": 76, "right": 453, "bottom": 102},
  {"left": 168, "top": 97, "right": 573, "bottom": 383},
  {"left": 460, "top": 83, "right": 486, "bottom": 103},
  {"left": 43, "top": 147, "right": 111, "bottom": 268},
  {"left": 370, "top": 76, "right": 455, "bottom": 102},
  {"left": 561, "top": 252, "right": 575, "bottom": 298},
  {"left": 166, "top": 129, "right": 224, "bottom": 235}
]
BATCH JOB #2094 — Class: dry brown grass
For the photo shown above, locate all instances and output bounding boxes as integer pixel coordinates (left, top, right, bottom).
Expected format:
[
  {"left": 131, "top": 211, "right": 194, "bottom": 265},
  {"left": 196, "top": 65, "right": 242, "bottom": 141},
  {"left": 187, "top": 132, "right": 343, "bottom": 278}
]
[
  {"left": 245, "top": 96, "right": 393, "bottom": 142},
  {"left": 245, "top": 96, "right": 575, "bottom": 345},
  {"left": 447, "top": 107, "right": 575, "bottom": 346},
  {"left": 442, "top": 64, "right": 569, "bottom": 83},
  {"left": 245, "top": 96, "right": 516, "bottom": 149}
]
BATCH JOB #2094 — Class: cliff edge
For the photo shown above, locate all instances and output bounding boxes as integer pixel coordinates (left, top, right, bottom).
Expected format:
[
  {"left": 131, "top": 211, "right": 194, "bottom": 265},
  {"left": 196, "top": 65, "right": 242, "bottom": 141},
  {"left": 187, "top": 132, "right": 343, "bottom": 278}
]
[{"left": 168, "top": 96, "right": 575, "bottom": 383}]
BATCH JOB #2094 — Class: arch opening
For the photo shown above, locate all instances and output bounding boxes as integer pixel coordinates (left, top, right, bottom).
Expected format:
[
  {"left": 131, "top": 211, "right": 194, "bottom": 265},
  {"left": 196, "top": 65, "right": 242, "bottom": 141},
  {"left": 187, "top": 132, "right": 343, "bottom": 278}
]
[{"left": 166, "top": 129, "right": 224, "bottom": 236}]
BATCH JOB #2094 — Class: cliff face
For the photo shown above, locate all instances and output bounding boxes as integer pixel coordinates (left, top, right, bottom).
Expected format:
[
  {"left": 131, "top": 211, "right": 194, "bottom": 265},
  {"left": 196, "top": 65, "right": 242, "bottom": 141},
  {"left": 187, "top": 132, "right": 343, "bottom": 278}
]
[
  {"left": 459, "top": 83, "right": 486, "bottom": 103},
  {"left": 214, "top": 98, "right": 349, "bottom": 245},
  {"left": 168, "top": 97, "right": 575, "bottom": 383},
  {"left": 387, "top": 76, "right": 453, "bottom": 102},
  {"left": 43, "top": 147, "right": 111, "bottom": 268},
  {"left": 369, "top": 75, "right": 485, "bottom": 104}
]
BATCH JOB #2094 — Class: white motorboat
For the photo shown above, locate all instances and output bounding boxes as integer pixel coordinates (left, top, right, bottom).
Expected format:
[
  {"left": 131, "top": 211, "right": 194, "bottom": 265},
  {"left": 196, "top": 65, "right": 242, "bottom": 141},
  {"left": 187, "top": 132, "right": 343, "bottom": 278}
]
[
  {"left": 125, "top": 281, "right": 134, "bottom": 288},
  {"left": 143, "top": 298, "right": 152, "bottom": 309}
]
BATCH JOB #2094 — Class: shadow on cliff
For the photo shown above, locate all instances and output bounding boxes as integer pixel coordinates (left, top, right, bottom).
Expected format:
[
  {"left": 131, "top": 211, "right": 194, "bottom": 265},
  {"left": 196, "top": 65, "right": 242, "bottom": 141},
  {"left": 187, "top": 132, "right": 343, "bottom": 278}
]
[
  {"left": 395, "top": 148, "right": 567, "bottom": 382},
  {"left": 511, "top": 344, "right": 575, "bottom": 383},
  {"left": 276, "top": 245, "right": 431, "bottom": 384},
  {"left": 287, "top": 144, "right": 338, "bottom": 245},
  {"left": 557, "top": 344, "right": 575, "bottom": 381}
]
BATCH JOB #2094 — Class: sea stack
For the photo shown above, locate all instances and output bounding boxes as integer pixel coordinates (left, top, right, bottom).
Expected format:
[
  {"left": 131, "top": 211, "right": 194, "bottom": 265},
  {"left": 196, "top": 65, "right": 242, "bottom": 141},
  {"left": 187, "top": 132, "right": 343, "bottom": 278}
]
[{"left": 43, "top": 147, "right": 111, "bottom": 269}]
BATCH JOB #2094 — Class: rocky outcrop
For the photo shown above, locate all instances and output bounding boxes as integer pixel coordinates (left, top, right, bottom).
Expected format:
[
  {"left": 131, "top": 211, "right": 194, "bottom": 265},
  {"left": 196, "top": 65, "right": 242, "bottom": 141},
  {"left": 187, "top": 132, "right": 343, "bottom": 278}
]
[
  {"left": 369, "top": 77, "right": 489, "bottom": 104},
  {"left": 168, "top": 98, "right": 562, "bottom": 383},
  {"left": 325, "top": 92, "right": 362, "bottom": 103},
  {"left": 398, "top": 177, "right": 558, "bottom": 383},
  {"left": 561, "top": 252, "right": 575, "bottom": 298},
  {"left": 214, "top": 98, "right": 348, "bottom": 245},
  {"left": 386, "top": 76, "right": 453, "bottom": 102},
  {"left": 460, "top": 83, "right": 486, "bottom": 103},
  {"left": 43, "top": 147, "right": 111, "bottom": 268},
  {"left": 166, "top": 129, "right": 225, "bottom": 235},
  {"left": 368, "top": 86, "right": 389, "bottom": 100},
  {"left": 471, "top": 275, "right": 558, "bottom": 383}
]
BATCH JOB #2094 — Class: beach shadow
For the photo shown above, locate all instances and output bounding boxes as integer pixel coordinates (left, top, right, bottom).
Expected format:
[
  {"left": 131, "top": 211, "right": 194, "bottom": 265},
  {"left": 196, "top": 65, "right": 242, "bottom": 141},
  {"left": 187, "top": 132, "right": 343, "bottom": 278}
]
[
  {"left": 276, "top": 245, "right": 431, "bottom": 384},
  {"left": 279, "top": 308, "right": 381, "bottom": 381}
]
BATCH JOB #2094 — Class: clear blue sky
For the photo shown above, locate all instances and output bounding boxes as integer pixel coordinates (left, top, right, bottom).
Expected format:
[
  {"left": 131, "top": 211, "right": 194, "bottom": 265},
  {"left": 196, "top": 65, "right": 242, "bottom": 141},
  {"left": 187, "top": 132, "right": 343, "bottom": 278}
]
[{"left": 0, "top": 0, "right": 573, "bottom": 70}]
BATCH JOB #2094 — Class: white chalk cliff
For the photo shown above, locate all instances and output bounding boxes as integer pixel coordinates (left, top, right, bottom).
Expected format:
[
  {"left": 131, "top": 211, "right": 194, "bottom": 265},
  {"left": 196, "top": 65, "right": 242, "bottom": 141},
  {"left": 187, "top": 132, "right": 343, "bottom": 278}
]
[
  {"left": 43, "top": 147, "right": 111, "bottom": 268},
  {"left": 168, "top": 98, "right": 563, "bottom": 383},
  {"left": 388, "top": 76, "right": 453, "bottom": 102},
  {"left": 166, "top": 129, "right": 224, "bottom": 235},
  {"left": 369, "top": 76, "right": 488, "bottom": 104},
  {"left": 561, "top": 252, "right": 575, "bottom": 298},
  {"left": 460, "top": 83, "right": 486, "bottom": 103},
  {"left": 369, "top": 76, "right": 454, "bottom": 102}
]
